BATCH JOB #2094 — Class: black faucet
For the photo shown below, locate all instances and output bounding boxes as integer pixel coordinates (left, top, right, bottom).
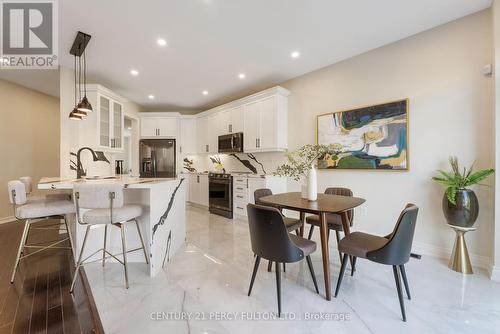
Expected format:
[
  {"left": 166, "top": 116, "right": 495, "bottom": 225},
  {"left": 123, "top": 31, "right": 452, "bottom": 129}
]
[{"left": 76, "top": 147, "right": 110, "bottom": 179}]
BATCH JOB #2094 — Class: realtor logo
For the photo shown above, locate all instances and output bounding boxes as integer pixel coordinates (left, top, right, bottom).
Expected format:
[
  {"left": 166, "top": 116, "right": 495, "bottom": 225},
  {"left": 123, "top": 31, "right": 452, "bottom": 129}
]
[{"left": 0, "top": 0, "right": 58, "bottom": 69}]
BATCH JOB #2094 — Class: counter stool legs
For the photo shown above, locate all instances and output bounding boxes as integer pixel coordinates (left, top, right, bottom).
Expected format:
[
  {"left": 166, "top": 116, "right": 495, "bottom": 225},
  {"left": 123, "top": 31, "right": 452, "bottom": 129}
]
[
  {"left": 102, "top": 225, "right": 108, "bottom": 267},
  {"left": 120, "top": 224, "right": 129, "bottom": 289},
  {"left": 11, "top": 220, "right": 31, "bottom": 283},
  {"left": 63, "top": 216, "right": 76, "bottom": 266},
  {"left": 135, "top": 219, "right": 149, "bottom": 264},
  {"left": 70, "top": 225, "right": 91, "bottom": 292}
]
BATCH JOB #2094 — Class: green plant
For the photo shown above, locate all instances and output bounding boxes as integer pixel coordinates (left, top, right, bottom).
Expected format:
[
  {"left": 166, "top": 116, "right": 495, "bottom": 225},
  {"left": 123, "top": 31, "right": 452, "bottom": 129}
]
[
  {"left": 432, "top": 156, "right": 494, "bottom": 204},
  {"left": 274, "top": 144, "right": 343, "bottom": 181}
]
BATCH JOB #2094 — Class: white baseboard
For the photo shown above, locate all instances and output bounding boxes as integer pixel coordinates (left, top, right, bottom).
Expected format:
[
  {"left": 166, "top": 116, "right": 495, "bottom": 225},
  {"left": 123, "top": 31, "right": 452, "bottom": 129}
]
[
  {"left": 0, "top": 216, "right": 16, "bottom": 224},
  {"left": 412, "top": 240, "right": 491, "bottom": 271}
]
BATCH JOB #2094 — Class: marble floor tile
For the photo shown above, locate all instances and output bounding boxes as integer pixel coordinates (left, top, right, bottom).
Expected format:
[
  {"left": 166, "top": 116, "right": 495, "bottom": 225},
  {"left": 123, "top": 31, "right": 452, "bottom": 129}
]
[{"left": 85, "top": 205, "right": 500, "bottom": 334}]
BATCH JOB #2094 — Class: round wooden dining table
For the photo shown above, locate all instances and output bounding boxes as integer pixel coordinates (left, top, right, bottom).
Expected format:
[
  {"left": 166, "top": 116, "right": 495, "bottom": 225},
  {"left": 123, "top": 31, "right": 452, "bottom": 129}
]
[{"left": 259, "top": 192, "right": 366, "bottom": 301}]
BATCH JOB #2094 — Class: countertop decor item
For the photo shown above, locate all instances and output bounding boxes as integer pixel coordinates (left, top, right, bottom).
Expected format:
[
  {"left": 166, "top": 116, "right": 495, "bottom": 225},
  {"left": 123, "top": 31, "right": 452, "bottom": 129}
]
[
  {"left": 274, "top": 144, "right": 342, "bottom": 201},
  {"left": 317, "top": 99, "right": 408, "bottom": 170},
  {"left": 183, "top": 158, "right": 196, "bottom": 172},
  {"left": 432, "top": 156, "right": 494, "bottom": 228},
  {"left": 210, "top": 155, "right": 225, "bottom": 173}
]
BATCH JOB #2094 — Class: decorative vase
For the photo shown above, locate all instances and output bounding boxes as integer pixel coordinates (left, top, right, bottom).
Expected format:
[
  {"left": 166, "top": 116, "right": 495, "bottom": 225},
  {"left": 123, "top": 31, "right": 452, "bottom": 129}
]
[
  {"left": 442, "top": 188, "right": 479, "bottom": 228},
  {"left": 301, "top": 180, "right": 308, "bottom": 199},
  {"left": 307, "top": 166, "right": 317, "bottom": 201}
]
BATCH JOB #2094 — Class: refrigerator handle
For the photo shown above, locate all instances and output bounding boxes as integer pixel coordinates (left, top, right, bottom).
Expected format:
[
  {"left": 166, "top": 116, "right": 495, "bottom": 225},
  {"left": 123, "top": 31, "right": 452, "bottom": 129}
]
[{"left": 151, "top": 149, "right": 157, "bottom": 178}]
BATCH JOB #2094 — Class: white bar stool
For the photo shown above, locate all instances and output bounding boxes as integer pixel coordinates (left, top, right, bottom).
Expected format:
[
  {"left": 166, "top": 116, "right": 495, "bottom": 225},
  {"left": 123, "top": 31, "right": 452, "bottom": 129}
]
[
  {"left": 8, "top": 180, "right": 76, "bottom": 283},
  {"left": 70, "top": 183, "right": 148, "bottom": 292},
  {"left": 19, "top": 176, "right": 71, "bottom": 202}
]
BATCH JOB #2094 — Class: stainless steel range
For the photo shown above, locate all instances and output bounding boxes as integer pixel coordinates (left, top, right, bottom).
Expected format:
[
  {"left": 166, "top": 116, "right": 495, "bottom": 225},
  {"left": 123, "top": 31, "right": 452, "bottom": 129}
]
[{"left": 208, "top": 172, "right": 233, "bottom": 218}]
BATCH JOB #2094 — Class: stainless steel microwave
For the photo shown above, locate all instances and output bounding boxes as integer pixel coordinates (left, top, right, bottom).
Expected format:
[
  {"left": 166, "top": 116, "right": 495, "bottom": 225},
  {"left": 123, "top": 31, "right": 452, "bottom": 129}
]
[{"left": 218, "top": 132, "right": 243, "bottom": 153}]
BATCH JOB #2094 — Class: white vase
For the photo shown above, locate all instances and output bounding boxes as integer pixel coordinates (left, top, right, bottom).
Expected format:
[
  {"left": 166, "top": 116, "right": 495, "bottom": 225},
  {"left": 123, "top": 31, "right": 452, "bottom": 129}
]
[
  {"left": 301, "top": 181, "right": 308, "bottom": 199},
  {"left": 307, "top": 166, "right": 317, "bottom": 201}
]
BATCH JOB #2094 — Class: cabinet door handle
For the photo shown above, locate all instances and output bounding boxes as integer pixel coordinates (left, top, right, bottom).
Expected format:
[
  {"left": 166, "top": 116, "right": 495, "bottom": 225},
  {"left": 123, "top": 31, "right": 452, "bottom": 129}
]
[
  {"left": 180, "top": 146, "right": 182, "bottom": 154},
  {"left": 255, "top": 138, "right": 258, "bottom": 148},
  {"left": 236, "top": 187, "right": 244, "bottom": 190},
  {"left": 236, "top": 195, "right": 243, "bottom": 199},
  {"left": 206, "top": 144, "right": 209, "bottom": 152},
  {"left": 236, "top": 206, "right": 244, "bottom": 210},
  {"left": 197, "top": 175, "right": 200, "bottom": 183},
  {"left": 229, "top": 124, "right": 232, "bottom": 133},
  {"left": 246, "top": 178, "right": 249, "bottom": 188}
]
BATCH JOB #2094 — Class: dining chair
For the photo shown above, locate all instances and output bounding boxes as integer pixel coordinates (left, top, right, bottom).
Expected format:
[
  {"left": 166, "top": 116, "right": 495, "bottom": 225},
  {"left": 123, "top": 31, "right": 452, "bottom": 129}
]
[
  {"left": 305, "top": 187, "right": 354, "bottom": 262},
  {"left": 8, "top": 180, "right": 76, "bottom": 283},
  {"left": 254, "top": 188, "right": 303, "bottom": 272},
  {"left": 334, "top": 204, "right": 419, "bottom": 322},
  {"left": 70, "top": 183, "right": 149, "bottom": 292},
  {"left": 247, "top": 204, "right": 319, "bottom": 317}
]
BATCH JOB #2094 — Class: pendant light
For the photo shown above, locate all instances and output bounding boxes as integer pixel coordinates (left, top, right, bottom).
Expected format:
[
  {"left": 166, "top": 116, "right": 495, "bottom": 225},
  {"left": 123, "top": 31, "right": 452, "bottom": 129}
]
[
  {"left": 70, "top": 54, "right": 86, "bottom": 119},
  {"left": 76, "top": 48, "right": 92, "bottom": 112}
]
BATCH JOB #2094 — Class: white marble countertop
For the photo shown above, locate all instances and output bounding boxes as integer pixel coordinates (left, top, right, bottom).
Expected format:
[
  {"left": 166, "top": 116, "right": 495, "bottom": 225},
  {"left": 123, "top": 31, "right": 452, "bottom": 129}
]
[{"left": 38, "top": 176, "right": 183, "bottom": 190}]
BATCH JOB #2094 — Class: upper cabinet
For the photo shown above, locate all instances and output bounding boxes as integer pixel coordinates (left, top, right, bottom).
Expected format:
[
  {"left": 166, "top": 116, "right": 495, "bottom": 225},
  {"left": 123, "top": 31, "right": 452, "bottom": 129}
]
[
  {"left": 141, "top": 116, "right": 178, "bottom": 138},
  {"left": 243, "top": 92, "right": 288, "bottom": 153},
  {"left": 80, "top": 85, "right": 125, "bottom": 152},
  {"left": 179, "top": 117, "right": 197, "bottom": 155},
  {"left": 219, "top": 106, "right": 244, "bottom": 134}
]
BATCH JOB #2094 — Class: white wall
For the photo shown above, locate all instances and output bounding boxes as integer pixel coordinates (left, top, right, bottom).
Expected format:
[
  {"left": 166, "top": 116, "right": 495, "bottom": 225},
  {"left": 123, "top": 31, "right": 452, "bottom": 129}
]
[{"left": 492, "top": 0, "right": 500, "bottom": 280}]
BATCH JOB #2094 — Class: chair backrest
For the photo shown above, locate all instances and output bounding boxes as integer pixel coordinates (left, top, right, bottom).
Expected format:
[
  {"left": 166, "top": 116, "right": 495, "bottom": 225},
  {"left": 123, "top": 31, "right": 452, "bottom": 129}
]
[
  {"left": 367, "top": 204, "right": 419, "bottom": 265},
  {"left": 73, "top": 183, "right": 124, "bottom": 209},
  {"left": 254, "top": 188, "right": 273, "bottom": 206},
  {"left": 19, "top": 176, "right": 33, "bottom": 194},
  {"left": 247, "top": 204, "right": 304, "bottom": 263},
  {"left": 325, "top": 187, "right": 354, "bottom": 224},
  {"left": 7, "top": 180, "right": 27, "bottom": 205}
]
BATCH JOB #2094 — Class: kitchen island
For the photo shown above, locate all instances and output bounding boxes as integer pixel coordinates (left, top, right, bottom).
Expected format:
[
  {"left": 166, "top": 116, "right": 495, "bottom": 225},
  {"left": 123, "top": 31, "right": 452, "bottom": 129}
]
[{"left": 38, "top": 176, "right": 186, "bottom": 277}]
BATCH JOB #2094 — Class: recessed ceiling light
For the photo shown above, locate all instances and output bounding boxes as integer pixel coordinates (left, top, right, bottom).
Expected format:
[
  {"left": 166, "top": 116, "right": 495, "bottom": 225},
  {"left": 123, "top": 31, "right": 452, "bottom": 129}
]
[
  {"left": 157, "top": 38, "right": 167, "bottom": 47},
  {"left": 238, "top": 73, "right": 246, "bottom": 79},
  {"left": 130, "top": 69, "right": 139, "bottom": 76},
  {"left": 291, "top": 51, "right": 300, "bottom": 59},
  {"left": 202, "top": 90, "right": 209, "bottom": 95},
  {"left": 148, "top": 94, "right": 155, "bottom": 100}
]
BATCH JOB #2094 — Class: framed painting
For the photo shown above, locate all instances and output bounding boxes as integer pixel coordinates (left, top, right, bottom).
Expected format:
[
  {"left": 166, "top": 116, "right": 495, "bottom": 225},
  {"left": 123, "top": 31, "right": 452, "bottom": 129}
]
[{"left": 317, "top": 99, "right": 409, "bottom": 170}]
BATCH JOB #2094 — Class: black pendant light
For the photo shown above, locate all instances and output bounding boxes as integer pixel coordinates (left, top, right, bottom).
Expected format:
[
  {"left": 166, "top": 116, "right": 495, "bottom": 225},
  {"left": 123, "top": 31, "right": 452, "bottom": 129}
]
[
  {"left": 76, "top": 48, "right": 92, "bottom": 112},
  {"left": 69, "top": 32, "right": 92, "bottom": 120},
  {"left": 70, "top": 54, "right": 86, "bottom": 119}
]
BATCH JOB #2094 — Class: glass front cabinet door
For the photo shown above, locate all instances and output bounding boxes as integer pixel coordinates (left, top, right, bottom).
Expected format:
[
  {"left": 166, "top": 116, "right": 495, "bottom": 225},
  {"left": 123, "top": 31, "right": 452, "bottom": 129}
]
[{"left": 98, "top": 94, "right": 123, "bottom": 151}]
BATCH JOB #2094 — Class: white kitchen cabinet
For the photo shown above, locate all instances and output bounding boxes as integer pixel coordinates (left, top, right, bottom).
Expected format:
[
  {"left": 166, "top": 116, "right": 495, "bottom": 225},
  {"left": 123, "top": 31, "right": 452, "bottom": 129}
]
[
  {"left": 232, "top": 174, "right": 287, "bottom": 218},
  {"left": 219, "top": 106, "right": 244, "bottom": 134},
  {"left": 197, "top": 116, "right": 209, "bottom": 154},
  {"left": 187, "top": 173, "right": 209, "bottom": 207},
  {"left": 79, "top": 85, "right": 125, "bottom": 152},
  {"left": 243, "top": 93, "right": 288, "bottom": 153},
  {"left": 141, "top": 117, "right": 178, "bottom": 138},
  {"left": 179, "top": 118, "right": 197, "bottom": 155},
  {"left": 208, "top": 114, "right": 219, "bottom": 153}
]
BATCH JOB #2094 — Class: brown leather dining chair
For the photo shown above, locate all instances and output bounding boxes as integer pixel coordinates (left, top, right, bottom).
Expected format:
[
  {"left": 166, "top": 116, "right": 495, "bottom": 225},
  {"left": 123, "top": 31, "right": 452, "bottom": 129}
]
[
  {"left": 254, "top": 189, "right": 304, "bottom": 272},
  {"left": 305, "top": 187, "right": 354, "bottom": 262},
  {"left": 334, "top": 204, "right": 419, "bottom": 322},
  {"left": 247, "top": 204, "right": 319, "bottom": 317}
]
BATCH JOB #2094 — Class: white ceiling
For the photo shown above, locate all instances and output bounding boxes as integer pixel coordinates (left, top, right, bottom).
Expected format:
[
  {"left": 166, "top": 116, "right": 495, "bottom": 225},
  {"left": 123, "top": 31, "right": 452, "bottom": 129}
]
[{"left": 1, "top": 0, "right": 492, "bottom": 111}]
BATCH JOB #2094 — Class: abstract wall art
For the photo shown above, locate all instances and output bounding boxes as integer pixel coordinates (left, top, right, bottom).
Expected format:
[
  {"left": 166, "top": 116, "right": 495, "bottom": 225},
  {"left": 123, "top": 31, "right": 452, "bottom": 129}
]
[{"left": 317, "top": 99, "right": 408, "bottom": 170}]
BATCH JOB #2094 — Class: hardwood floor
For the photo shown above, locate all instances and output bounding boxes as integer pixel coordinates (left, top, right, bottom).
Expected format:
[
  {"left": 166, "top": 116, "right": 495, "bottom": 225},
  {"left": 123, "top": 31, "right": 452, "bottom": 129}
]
[{"left": 0, "top": 219, "right": 103, "bottom": 334}]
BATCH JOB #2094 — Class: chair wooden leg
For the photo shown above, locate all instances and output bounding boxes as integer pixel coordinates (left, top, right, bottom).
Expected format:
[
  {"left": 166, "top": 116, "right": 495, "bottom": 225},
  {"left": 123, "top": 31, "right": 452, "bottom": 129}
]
[
  {"left": 275, "top": 262, "right": 282, "bottom": 317},
  {"left": 335, "top": 230, "right": 342, "bottom": 263},
  {"left": 306, "top": 255, "right": 319, "bottom": 294},
  {"left": 399, "top": 264, "right": 411, "bottom": 300},
  {"left": 392, "top": 265, "right": 407, "bottom": 322},
  {"left": 11, "top": 220, "right": 30, "bottom": 283},
  {"left": 307, "top": 225, "right": 314, "bottom": 240},
  {"left": 248, "top": 256, "right": 261, "bottom": 296},
  {"left": 351, "top": 257, "right": 357, "bottom": 276},
  {"left": 267, "top": 260, "right": 273, "bottom": 272},
  {"left": 334, "top": 254, "right": 349, "bottom": 298}
]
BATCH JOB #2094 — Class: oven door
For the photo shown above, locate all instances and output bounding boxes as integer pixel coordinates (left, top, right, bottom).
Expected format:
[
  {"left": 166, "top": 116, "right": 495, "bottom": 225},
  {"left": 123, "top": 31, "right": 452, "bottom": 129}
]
[{"left": 209, "top": 179, "right": 232, "bottom": 211}]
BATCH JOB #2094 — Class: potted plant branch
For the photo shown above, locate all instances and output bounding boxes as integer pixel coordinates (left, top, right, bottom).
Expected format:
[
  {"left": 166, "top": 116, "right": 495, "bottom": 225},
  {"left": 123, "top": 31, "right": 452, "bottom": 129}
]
[
  {"left": 274, "top": 144, "right": 343, "bottom": 201},
  {"left": 432, "top": 156, "right": 494, "bottom": 227}
]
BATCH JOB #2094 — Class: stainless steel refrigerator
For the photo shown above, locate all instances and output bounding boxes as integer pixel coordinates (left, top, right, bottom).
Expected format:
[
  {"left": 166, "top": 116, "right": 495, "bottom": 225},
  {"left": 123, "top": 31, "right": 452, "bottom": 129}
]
[{"left": 139, "top": 139, "right": 176, "bottom": 178}]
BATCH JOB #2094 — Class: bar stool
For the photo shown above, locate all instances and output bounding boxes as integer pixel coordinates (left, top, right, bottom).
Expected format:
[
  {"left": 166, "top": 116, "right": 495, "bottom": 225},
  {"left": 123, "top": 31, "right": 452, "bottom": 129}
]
[
  {"left": 70, "top": 183, "right": 148, "bottom": 292},
  {"left": 8, "top": 180, "right": 76, "bottom": 283},
  {"left": 19, "top": 176, "right": 71, "bottom": 202}
]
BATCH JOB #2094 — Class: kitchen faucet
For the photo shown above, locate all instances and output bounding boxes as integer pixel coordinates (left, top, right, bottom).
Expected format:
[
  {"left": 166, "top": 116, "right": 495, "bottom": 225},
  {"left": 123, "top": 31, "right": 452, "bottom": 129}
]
[{"left": 76, "top": 147, "right": 110, "bottom": 179}]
